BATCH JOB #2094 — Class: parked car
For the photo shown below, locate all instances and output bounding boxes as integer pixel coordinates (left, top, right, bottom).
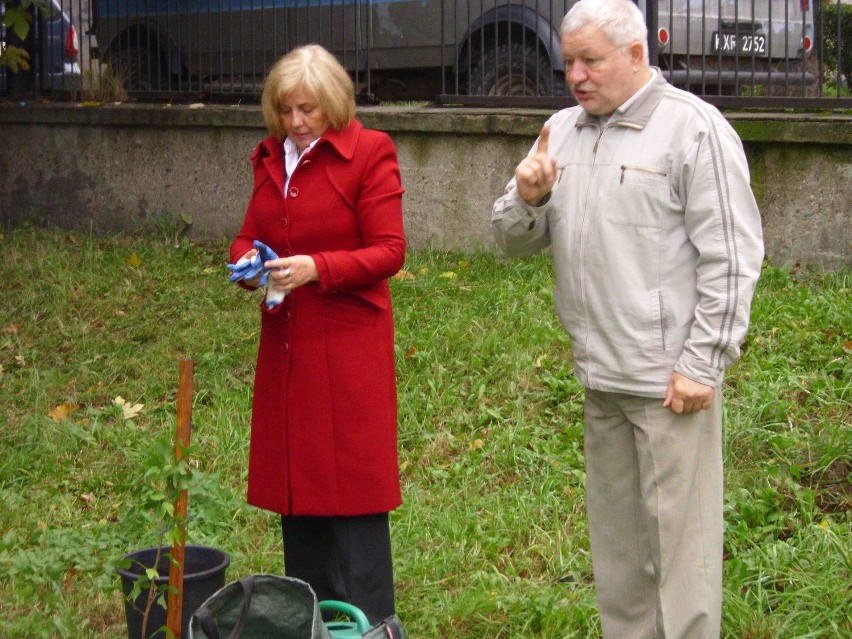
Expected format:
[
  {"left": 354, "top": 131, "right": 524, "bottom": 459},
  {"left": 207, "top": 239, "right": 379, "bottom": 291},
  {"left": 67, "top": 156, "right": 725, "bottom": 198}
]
[
  {"left": 88, "top": 0, "right": 814, "bottom": 98},
  {"left": 654, "top": 0, "right": 815, "bottom": 92},
  {"left": 0, "top": 0, "right": 82, "bottom": 92}
]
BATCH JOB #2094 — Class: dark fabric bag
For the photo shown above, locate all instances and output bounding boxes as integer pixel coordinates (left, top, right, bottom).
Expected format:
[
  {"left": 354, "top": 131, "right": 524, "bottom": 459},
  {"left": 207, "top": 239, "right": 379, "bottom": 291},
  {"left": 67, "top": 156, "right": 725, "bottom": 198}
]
[{"left": 189, "top": 574, "right": 332, "bottom": 639}]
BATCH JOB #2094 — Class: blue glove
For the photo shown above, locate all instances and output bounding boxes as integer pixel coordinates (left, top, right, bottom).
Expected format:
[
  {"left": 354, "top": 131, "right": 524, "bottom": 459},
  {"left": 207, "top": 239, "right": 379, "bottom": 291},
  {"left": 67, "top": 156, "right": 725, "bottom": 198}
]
[
  {"left": 228, "top": 241, "right": 287, "bottom": 309},
  {"left": 252, "top": 240, "right": 280, "bottom": 286},
  {"left": 227, "top": 240, "right": 279, "bottom": 286}
]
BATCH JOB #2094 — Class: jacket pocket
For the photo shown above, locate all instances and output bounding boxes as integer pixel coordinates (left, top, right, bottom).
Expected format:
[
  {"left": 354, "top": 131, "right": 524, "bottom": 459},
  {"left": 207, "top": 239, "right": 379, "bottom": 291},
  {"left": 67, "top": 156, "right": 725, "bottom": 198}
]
[
  {"left": 651, "top": 290, "right": 668, "bottom": 351},
  {"left": 322, "top": 293, "right": 379, "bottom": 327},
  {"left": 605, "top": 164, "right": 669, "bottom": 228},
  {"left": 619, "top": 164, "right": 667, "bottom": 184}
]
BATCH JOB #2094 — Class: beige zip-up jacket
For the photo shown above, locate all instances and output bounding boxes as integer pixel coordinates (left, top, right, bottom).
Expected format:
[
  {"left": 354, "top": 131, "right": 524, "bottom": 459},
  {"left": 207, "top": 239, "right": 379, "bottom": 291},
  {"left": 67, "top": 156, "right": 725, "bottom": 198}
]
[{"left": 492, "top": 72, "right": 764, "bottom": 398}]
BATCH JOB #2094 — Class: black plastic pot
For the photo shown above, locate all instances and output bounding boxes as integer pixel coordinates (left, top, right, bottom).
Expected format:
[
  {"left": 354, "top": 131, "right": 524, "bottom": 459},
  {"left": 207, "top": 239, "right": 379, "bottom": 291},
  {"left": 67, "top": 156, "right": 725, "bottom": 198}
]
[{"left": 116, "top": 545, "right": 230, "bottom": 639}]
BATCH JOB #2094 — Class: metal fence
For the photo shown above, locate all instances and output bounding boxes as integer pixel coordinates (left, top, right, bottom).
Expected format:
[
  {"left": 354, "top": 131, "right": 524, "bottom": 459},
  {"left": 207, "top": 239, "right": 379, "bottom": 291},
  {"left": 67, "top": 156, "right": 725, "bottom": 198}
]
[{"left": 2, "top": 0, "right": 850, "bottom": 109}]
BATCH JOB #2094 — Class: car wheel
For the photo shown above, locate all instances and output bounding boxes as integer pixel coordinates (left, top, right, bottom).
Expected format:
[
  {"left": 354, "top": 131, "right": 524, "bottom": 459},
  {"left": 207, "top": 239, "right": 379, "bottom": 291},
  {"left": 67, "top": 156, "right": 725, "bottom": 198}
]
[
  {"left": 109, "top": 45, "right": 168, "bottom": 91},
  {"left": 469, "top": 42, "right": 559, "bottom": 96}
]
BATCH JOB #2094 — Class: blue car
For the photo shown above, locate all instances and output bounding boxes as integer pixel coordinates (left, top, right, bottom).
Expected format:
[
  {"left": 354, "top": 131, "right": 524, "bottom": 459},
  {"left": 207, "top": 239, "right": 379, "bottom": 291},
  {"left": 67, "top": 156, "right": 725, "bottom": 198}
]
[{"left": 1, "top": 0, "right": 82, "bottom": 92}]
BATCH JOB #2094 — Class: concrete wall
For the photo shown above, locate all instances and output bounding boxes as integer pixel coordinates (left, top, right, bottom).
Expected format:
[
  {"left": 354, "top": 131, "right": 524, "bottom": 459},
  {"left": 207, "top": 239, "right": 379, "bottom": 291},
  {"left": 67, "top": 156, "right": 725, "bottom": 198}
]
[{"left": 0, "top": 103, "right": 849, "bottom": 269}]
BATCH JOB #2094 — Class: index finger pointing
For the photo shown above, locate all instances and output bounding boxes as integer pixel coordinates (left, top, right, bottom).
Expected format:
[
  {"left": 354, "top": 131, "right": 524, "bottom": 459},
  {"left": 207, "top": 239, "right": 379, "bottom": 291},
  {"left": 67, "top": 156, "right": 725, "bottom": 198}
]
[{"left": 537, "top": 125, "right": 551, "bottom": 156}]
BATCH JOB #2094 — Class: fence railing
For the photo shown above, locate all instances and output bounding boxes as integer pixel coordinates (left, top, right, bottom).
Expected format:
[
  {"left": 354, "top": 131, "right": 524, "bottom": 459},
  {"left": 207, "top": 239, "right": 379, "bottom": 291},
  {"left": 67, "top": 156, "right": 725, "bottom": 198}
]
[{"left": 2, "top": 0, "right": 850, "bottom": 109}]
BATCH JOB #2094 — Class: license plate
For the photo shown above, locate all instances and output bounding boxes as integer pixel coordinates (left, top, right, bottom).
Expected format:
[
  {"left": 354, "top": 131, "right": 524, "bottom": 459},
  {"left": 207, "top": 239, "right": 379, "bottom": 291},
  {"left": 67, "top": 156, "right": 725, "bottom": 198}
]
[{"left": 711, "top": 31, "right": 767, "bottom": 55}]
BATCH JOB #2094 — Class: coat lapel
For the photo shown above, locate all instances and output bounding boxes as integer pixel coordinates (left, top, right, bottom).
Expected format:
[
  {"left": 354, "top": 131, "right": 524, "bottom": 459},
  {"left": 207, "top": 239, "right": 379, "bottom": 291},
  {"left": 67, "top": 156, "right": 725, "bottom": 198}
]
[{"left": 256, "top": 137, "right": 285, "bottom": 195}]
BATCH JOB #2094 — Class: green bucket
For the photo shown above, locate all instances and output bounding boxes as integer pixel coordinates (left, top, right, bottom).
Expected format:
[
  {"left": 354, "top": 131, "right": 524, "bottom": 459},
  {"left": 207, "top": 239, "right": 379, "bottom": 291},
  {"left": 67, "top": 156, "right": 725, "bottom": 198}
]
[{"left": 319, "top": 600, "right": 372, "bottom": 639}]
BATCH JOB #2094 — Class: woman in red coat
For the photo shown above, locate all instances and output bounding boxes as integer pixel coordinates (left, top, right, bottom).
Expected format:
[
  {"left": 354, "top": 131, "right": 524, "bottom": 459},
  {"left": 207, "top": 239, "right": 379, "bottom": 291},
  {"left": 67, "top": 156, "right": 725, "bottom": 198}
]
[{"left": 229, "top": 44, "right": 406, "bottom": 625}]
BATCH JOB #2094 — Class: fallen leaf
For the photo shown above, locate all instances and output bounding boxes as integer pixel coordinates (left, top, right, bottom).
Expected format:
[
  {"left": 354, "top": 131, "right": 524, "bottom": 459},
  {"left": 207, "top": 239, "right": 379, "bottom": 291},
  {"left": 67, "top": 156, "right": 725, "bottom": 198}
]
[
  {"left": 418, "top": 267, "right": 429, "bottom": 276},
  {"left": 63, "top": 566, "right": 78, "bottom": 589},
  {"left": 0, "top": 364, "right": 4, "bottom": 376},
  {"left": 393, "top": 269, "right": 415, "bottom": 281},
  {"left": 125, "top": 252, "right": 142, "bottom": 267},
  {"left": 78, "top": 100, "right": 102, "bottom": 107},
  {"left": 406, "top": 346, "right": 417, "bottom": 358},
  {"left": 468, "top": 438, "right": 485, "bottom": 451},
  {"left": 188, "top": 103, "right": 205, "bottom": 109},
  {"left": 79, "top": 493, "right": 95, "bottom": 503},
  {"left": 457, "top": 260, "right": 470, "bottom": 270},
  {"left": 49, "top": 402, "right": 81, "bottom": 422},
  {"left": 439, "top": 271, "right": 457, "bottom": 279},
  {"left": 114, "top": 396, "right": 144, "bottom": 420},
  {"left": 3, "top": 323, "right": 20, "bottom": 334},
  {"left": 14, "top": 355, "right": 25, "bottom": 367},
  {"left": 844, "top": 340, "right": 852, "bottom": 352},
  {"left": 203, "top": 267, "right": 218, "bottom": 274}
]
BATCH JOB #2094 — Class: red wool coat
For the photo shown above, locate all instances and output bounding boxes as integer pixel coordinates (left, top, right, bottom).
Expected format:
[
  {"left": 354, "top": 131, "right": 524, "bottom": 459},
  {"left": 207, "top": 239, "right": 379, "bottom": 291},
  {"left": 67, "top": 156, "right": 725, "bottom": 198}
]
[{"left": 230, "top": 119, "right": 406, "bottom": 516}]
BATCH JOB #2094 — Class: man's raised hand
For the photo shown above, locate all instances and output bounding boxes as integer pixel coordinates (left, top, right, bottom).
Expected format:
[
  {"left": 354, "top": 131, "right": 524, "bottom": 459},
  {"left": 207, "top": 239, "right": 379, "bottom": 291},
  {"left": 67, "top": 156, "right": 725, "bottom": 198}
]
[{"left": 515, "top": 125, "right": 558, "bottom": 206}]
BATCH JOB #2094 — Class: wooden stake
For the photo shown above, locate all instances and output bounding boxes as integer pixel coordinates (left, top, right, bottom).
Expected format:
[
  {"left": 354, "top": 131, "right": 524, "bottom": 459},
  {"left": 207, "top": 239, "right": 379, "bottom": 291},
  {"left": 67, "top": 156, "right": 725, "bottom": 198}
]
[{"left": 166, "top": 359, "right": 193, "bottom": 639}]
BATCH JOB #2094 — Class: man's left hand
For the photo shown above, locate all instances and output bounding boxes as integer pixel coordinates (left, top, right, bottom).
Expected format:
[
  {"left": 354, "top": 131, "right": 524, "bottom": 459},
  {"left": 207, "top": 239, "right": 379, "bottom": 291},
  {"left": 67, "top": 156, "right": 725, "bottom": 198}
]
[{"left": 663, "top": 372, "right": 714, "bottom": 414}]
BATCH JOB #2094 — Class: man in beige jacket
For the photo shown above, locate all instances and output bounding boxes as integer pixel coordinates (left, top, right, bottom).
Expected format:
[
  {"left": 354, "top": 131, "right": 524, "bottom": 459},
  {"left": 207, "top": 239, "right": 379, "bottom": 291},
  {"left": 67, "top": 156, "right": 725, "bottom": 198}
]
[{"left": 492, "top": 1, "right": 764, "bottom": 637}]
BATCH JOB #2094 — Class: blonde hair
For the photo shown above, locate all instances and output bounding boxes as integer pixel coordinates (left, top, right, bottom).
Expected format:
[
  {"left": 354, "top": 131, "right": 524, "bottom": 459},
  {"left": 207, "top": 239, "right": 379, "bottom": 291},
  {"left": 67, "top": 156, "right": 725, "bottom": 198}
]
[{"left": 261, "top": 44, "right": 356, "bottom": 140}]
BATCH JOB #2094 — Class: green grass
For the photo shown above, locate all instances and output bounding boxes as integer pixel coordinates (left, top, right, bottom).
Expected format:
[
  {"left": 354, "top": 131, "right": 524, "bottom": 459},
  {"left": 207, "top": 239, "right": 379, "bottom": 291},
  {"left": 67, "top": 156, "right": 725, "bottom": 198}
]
[{"left": 0, "top": 227, "right": 849, "bottom": 638}]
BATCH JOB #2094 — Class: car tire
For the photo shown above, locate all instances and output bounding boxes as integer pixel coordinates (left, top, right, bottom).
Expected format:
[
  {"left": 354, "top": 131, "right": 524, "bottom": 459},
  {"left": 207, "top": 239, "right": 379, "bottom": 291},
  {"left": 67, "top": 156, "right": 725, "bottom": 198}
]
[
  {"left": 109, "top": 44, "right": 169, "bottom": 91},
  {"left": 468, "top": 41, "right": 561, "bottom": 96}
]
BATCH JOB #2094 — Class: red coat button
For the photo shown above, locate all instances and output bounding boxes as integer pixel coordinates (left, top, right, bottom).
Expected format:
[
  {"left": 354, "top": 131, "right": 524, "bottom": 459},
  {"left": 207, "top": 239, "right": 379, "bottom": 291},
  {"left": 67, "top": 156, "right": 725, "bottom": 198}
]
[
  {"left": 282, "top": 342, "right": 289, "bottom": 352},
  {"left": 289, "top": 187, "right": 299, "bottom": 198}
]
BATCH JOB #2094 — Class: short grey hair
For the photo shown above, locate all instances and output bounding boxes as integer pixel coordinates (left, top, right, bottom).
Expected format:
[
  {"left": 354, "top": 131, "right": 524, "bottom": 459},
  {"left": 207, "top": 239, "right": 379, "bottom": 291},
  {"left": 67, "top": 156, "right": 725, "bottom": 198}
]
[{"left": 561, "top": 0, "right": 649, "bottom": 64}]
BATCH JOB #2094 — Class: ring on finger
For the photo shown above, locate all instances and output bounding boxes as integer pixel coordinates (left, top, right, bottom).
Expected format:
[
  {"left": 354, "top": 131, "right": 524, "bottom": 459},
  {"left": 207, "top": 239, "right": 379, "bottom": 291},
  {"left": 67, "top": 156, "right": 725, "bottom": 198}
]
[{"left": 283, "top": 267, "right": 291, "bottom": 278}]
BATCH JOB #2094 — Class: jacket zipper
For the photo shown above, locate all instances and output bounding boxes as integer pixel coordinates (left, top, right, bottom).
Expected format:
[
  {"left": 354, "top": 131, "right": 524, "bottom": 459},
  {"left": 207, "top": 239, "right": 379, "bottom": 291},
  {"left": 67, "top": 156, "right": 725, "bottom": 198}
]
[
  {"left": 592, "top": 125, "right": 606, "bottom": 153},
  {"left": 581, "top": 121, "right": 603, "bottom": 372},
  {"left": 621, "top": 164, "right": 668, "bottom": 184}
]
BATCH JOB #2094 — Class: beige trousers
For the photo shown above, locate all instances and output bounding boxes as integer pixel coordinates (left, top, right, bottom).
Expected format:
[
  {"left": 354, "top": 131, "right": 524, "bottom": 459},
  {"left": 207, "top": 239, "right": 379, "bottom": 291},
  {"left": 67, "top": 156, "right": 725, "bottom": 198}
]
[{"left": 583, "top": 387, "right": 723, "bottom": 639}]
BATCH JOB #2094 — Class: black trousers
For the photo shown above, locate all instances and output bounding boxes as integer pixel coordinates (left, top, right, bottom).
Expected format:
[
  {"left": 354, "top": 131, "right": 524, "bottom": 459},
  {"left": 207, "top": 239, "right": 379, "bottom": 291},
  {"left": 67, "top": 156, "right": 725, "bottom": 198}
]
[{"left": 281, "top": 513, "right": 396, "bottom": 625}]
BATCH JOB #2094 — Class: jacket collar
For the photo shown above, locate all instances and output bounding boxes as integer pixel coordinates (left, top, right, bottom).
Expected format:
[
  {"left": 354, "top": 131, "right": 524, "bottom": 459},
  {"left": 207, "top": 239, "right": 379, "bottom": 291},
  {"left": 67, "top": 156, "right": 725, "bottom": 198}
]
[
  {"left": 256, "top": 118, "right": 363, "bottom": 163},
  {"left": 576, "top": 68, "right": 669, "bottom": 130},
  {"left": 253, "top": 119, "right": 362, "bottom": 194},
  {"left": 315, "top": 118, "right": 362, "bottom": 160}
]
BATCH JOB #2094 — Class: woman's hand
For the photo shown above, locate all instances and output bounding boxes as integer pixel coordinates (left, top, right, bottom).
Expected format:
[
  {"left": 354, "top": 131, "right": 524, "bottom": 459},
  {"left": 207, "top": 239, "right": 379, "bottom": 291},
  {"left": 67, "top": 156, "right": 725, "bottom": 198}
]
[
  {"left": 235, "top": 248, "right": 264, "bottom": 288},
  {"left": 264, "top": 254, "right": 319, "bottom": 294}
]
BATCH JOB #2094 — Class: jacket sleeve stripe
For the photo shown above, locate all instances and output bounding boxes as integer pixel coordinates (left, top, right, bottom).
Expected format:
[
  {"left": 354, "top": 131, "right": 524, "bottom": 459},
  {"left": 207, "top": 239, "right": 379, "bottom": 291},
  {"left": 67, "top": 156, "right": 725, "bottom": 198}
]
[
  {"left": 706, "top": 117, "right": 741, "bottom": 369},
  {"left": 670, "top": 91, "right": 744, "bottom": 371}
]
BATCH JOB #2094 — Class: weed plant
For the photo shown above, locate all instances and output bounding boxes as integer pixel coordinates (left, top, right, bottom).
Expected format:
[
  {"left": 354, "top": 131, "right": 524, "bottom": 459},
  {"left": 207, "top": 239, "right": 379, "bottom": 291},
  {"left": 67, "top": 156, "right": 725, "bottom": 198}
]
[{"left": 0, "top": 227, "right": 849, "bottom": 638}]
